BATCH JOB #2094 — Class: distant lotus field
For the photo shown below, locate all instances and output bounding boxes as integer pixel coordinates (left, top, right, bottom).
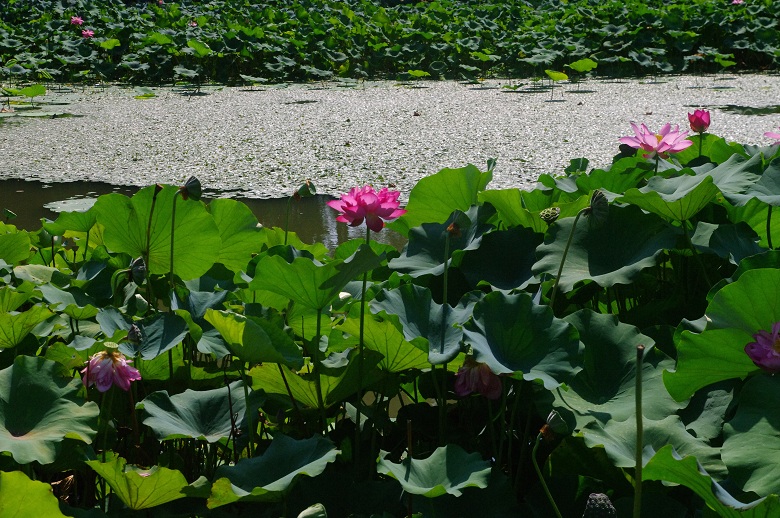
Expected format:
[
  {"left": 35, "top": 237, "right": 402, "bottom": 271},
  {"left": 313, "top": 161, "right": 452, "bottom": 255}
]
[{"left": 1, "top": 0, "right": 778, "bottom": 85}]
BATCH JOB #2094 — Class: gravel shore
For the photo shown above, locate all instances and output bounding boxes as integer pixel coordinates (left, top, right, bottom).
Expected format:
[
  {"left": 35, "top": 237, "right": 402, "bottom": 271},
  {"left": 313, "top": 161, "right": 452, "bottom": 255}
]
[{"left": 2, "top": 74, "right": 779, "bottom": 199}]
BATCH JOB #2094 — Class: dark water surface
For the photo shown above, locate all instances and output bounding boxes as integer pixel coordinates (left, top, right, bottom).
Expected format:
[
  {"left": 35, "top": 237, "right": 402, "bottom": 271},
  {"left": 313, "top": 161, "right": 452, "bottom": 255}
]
[{"left": 0, "top": 179, "right": 406, "bottom": 250}]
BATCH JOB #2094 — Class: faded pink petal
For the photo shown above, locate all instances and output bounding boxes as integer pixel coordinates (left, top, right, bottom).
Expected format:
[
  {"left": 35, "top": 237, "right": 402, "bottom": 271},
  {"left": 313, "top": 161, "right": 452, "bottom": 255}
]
[
  {"left": 745, "top": 322, "right": 780, "bottom": 373},
  {"left": 765, "top": 128, "right": 780, "bottom": 145},
  {"left": 82, "top": 351, "right": 141, "bottom": 392}
]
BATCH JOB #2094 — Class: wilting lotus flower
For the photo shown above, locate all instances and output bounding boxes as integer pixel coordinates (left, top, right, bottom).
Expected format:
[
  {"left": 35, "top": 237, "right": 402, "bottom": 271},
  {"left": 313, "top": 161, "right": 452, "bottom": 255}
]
[
  {"left": 688, "top": 109, "right": 711, "bottom": 133},
  {"left": 765, "top": 127, "right": 780, "bottom": 145},
  {"left": 70, "top": 16, "right": 84, "bottom": 25},
  {"left": 619, "top": 122, "right": 693, "bottom": 159},
  {"left": 745, "top": 322, "right": 780, "bottom": 373},
  {"left": 327, "top": 185, "right": 406, "bottom": 232},
  {"left": 454, "top": 357, "right": 502, "bottom": 400},
  {"left": 81, "top": 350, "right": 142, "bottom": 392},
  {"left": 81, "top": 29, "right": 94, "bottom": 38}
]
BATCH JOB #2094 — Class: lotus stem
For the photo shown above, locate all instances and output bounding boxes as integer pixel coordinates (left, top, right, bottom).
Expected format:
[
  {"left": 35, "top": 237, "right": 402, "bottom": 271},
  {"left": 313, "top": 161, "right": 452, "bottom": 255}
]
[
  {"left": 682, "top": 219, "right": 712, "bottom": 287},
  {"left": 284, "top": 195, "right": 292, "bottom": 245},
  {"left": 355, "top": 227, "right": 371, "bottom": 472},
  {"left": 550, "top": 207, "right": 588, "bottom": 309},
  {"left": 438, "top": 223, "right": 452, "bottom": 444},
  {"left": 169, "top": 190, "right": 181, "bottom": 290},
  {"left": 314, "top": 308, "right": 327, "bottom": 435},
  {"left": 767, "top": 205, "right": 773, "bottom": 250},
  {"left": 698, "top": 133, "right": 703, "bottom": 158},
  {"left": 532, "top": 432, "right": 563, "bottom": 518},
  {"left": 654, "top": 154, "right": 660, "bottom": 175},
  {"left": 277, "top": 364, "right": 301, "bottom": 417},
  {"left": 240, "top": 363, "right": 255, "bottom": 457},
  {"left": 144, "top": 186, "right": 162, "bottom": 309},
  {"left": 634, "top": 344, "right": 645, "bottom": 518}
]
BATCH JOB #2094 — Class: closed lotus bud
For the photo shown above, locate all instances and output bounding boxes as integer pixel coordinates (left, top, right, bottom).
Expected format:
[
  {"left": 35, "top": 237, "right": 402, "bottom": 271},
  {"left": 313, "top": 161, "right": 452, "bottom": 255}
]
[
  {"left": 294, "top": 180, "right": 316, "bottom": 200},
  {"left": 179, "top": 176, "right": 202, "bottom": 201},
  {"left": 539, "top": 206, "right": 561, "bottom": 224},
  {"left": 127, "top": 323, "right": 142, "bottom": 344},
  {"left": 446, "top": 221, "right": 461, "bottom": 238},
  {"left": 130, "top": 257, "right": 146, "bottom": 285},
  {"left": 586, "top": 190, "right": 608, "bottom": 227}
]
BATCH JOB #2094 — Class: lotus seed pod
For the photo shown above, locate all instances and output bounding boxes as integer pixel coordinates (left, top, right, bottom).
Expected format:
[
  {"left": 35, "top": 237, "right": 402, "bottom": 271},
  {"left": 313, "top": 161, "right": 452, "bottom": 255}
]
[
  {"left": 540, "top": 206, "right": 561, "bottom": 224},
  {"left": 127, "top": 323, "right": 142, "bottom": 344},
  {"left": 179, "top": 176, "right": 202, "bottom": 201},
  {"left": 130, "top": 257, "right": 146, "bottom": 285},
  {"left": 582, "top": 492, "right": 616, "bottom": 518},
  {"left": 587, "top": 190, "right": 609, "bottom": 227}
]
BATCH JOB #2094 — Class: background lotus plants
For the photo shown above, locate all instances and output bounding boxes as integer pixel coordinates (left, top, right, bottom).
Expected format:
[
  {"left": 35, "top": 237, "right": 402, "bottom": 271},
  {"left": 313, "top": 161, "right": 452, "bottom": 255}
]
[
  {"left": 1, "top": 0, "right": 779, "bottom": 85},
  {"left": 4, "top": 110, "right": 780, "bottom": 516}
]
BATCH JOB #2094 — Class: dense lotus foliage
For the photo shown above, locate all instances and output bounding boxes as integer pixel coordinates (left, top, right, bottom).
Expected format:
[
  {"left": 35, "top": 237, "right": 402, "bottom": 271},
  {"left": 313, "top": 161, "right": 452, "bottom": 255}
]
[
  {"left": 3, "top": 116, "right": 780, "bottom": 516},
  {"left": 1, "top": 0, "right": 779, "bottom": 84}
]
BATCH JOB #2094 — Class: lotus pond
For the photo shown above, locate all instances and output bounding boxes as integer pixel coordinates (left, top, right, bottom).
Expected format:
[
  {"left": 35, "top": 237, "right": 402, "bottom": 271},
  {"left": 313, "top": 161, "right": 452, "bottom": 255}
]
[{"left": 3, "top": 116, "right": 780, "bottom": 517}]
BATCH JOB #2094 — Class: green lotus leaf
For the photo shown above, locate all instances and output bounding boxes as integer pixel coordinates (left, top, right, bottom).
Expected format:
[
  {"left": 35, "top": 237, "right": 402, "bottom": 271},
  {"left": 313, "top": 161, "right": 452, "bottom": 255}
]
[
  {"left": 0, "top": 230, "right": 31, "bottom": 265},
  {"left": 208, "top": 435, "right": 339, "bottom": 507},
  {"left": 532, "top": 204, "right": 679, "bottom": 292},
  {"left": 38, "top": 283, "right": 99, "bottom": 321},
  {"left": 257, "top": 227, "right": 329, "bottom": 260},
  {"left": 187, "top": 39, "right": 213, "bottom": 58},
  {"left": 0, "top": 356, "right": 99, "bottom": 465},
  {"left": 545, "top": 69, "right": 568, "bottom": 81},
  {"left": 0, "top": 284, "right": 34, "bottom": 313},
  {"left": 644, "top": 445, "right": 780, "bottom": 517},
  {"left": 118, "top": 312, "right": 188, "bottom": 361},
  {"left": 619, "top": 174, "right": 719, "bottom": 223},
  {"left": 477, "top": 189, "right": 546, "bottom": 232},
  {"left": 371, "top": 284, "right": 479, "bottom": 365},
  {"left": 675, "top": 134, "right": 741, "bottom": 166},
  {"left": 722, "top": 375, "right": 780, "bottom": 496},
  {"left": 250, "top": 244, "right": 382, "bottom": 310},
  {"left": 566, "top": 58, "right": 598, "bottom": 73},
  {"left": 377, "top": 444, "right": 491, "bottom": 497},
  {"left": 207, "top": 198, "right": 262, "bottom": 273},
  {"left": 664, "top": 268, "right": 780, "bottom": 400},
  {"left": 93, "top": 186, "right": 221, "bottom": 279},
  {"left": 582, "top": 415, "right": 724, "bottom": 477},
  {"left": 87, "top": 452, "right": 205, "bottom": 510},
  {"left": 388, "top": 205, "right": 494, "bottom": 278},
  {"left": 137, "top": 381, "right": 251, "bottom": 442},
  {"left": 702, "top": 152, "right": 763, "bottom": 196},
  {"left": 0, "top": 470, "right": 68, "bottom": 517},
  {"left": 728, "top": 197, "right": 780, "bottom": 249},
  {"left": 0, "top": 304, "right": 53, "bottom": 350},
  {"left": 204, "top": 309, "right": 303, "bottom": 368},
  {"left": 726, "top": 159, "right": 780, "bottom": 207},
  {"left": 389, "top": 164, "right": 491, "bottom": 236},
  {"left": 546, "top": 310, "right": 680, "bottom": 431},
  {"left": 249, "top": 350, "right": 382, "bottom": 408},
  {"left": 42, "top": 208, "right": 97, "bottom": 236},
  {"left": 690, "top": 221, "right": 762, "bottom": 265},
  {"left": 462, "top": 291, "right": 580, "bottom": 389},
  {"left": 338, "top": 311, "right": 429, "bottom": 372},
  {"left": 458, "top": 226, "right": 543, "bottom": 290}
]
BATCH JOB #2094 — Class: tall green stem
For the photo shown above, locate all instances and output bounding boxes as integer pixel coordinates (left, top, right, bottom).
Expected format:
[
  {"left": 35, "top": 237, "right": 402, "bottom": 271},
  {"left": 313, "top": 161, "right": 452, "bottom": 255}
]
[
  {"left": 634, "top": 344, "right": 645, "bottom": 518},
  {"left": 169, "top": 191, "right": 181, "bottom": 290},
  {"left": 240, "top": 364, "right": 254, "bottom": 458},
  {"left": 284, "top": 195, "right": 292, "bottom": 245},
  {"left": 314, "top": 308, "right": 327, "bottom": 435},
  {"left": 144, "top": 186, "right": 162, "bottom": 310},
  {"left": 550, "top": 207, "right": 587, "bottom": 309},
  {"left": 767, "top": 205, "right": 774, "bottom": 250},
  {"left": 532, "top": 433, "right": 563, "bottom": 518},
  {"left": 438, "top": 225, "right": 452, "bottom": 444},
  {"left": 683, "top": 219, "right": 712, "bottom": 287},
  {"left": 355, "top": 228, "right": 371, "bottom": 472}
]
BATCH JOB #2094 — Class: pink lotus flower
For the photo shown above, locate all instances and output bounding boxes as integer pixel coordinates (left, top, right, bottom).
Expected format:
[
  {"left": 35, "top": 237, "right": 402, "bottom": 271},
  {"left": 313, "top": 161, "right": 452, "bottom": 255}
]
[
  {"left": 327, "top": 185, "right": 406, "bottom": 232},
  {"left": 70, "top": 16, "right": 84, "bottom": 25},
  {"left": 745, "top": 322, "right": 780, "bottom": 372},
  {"left": 81, "top": 351, "right": 141, "bottom": 392},
  {"left": 454, "top": 357, "right": 502, "bottom": 400},
  {"left": 731, "top": 0, "right": 744, "bottom": 4},
  {"left": 619, "top": 122, "right": 693, "bottom": 159},
  {"left": 688, "top": 109, "right": 711, "bottom": 133},
  {"left": 765, "top": 127, "right": 780, "bottom": 145},
  {"left": 189, "top": 20, "right": 198, "bottom": 27},
  {"left": 81, "top": 29, "right": 94, "bottom": 38}
]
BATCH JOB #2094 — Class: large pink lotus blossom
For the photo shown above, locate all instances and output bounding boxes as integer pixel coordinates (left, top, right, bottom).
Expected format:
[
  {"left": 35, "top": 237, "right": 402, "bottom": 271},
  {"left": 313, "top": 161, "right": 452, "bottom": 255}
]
[
  {"left": 765, "top": 127, "right": 780, "bottom": 145},
  {"left": 327, "top": 185, "right": 406, "bottom": 232},
  {"left": 70, "top": 16, "right": 84, "bottom": 25},
  {"left": 688, "top": 110, "right": 711, "bottom": 133},
  {"left": 454, "top": 357, "right": 502, "bottom": 400},
  {"left": 81, "top": 351, "right": 142, "bottom": 392},
  {"left": 619, "top": 122, "right": 693, "bottom": 159},
  {"left": 745, "top": 322, "right": 780, "bottom": 372},
  {"left": 81, "top": 29, "right": 94, "bottom": 38}
]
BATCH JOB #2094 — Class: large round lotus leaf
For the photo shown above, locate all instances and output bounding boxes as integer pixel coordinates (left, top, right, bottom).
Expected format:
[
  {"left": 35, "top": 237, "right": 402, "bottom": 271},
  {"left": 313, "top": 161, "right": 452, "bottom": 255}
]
[
  {"left": 532, "top": 204, "right": 679, "bottom": 292},
  {"left": 0, "top": 230, "right": 31, "bottom": 265},
  {"left": 644, "top": 445, "right": 780, "bottom": 517},
  {"left": 0, "top": 470, "right": 68, "bottom": 517},
  {"left": 93, "top": 185, "right": 221, "bottom": 279},
  {"left": 0, "top": 304, "right": 53, "bottom": 350},
  {"left": 462, "top": 291, "right": 580, "bottom": 389},
  {"left": 137, "top": 381, "right": 250, "bottom": 442},
  {"left": 207, "top": 198, "right": 262, "bottom": 273},
  {"left": 664, "top": 268, "right": 780, "bottom": 401},
  {"left": 0, "top": 355, "right": 99, "bottom": 465},
  {"left": 208, "top": 434, "right": 338, "bottom": 507},
  {"left": 377, "top": 444, "right": 491, "bottom": 497},
  {"left": 722, "top": 375, "right": 780, "bottom": 496}
]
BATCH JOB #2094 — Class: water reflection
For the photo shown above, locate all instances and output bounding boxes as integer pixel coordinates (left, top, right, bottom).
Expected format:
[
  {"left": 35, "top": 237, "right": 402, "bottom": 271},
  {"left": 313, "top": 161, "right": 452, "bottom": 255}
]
[{"left": 0, "top": 179, "right": 406, "bottom": 251}]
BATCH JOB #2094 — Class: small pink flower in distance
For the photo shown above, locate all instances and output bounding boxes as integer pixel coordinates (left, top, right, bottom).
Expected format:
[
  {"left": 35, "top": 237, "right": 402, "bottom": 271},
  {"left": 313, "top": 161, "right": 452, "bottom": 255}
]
[
  {"left": 81, "top": 350, "right": 141, "bottom": 392},
  {"left": 81, "top": 29, "right": 94, "bottom": 38},
  {"left": 454, "top": 357, "right": 502, "bottom": 400},
  {"left": 70, "top": 16, "right": 84, "bottom": 25},
  {"left": 327, "top": 185, "right": 406, "bottom": 232},
  {"left": 745, "top": 322, "right": 780, "bottom": 372},
  {"left": 765, "top": 127, "right": 780, "bottom": 146},
  {"left": 158, "top": 0, "right": 164, "bottom": 5},
  {"left": 619, "top": 122, "right": 693, "bottom": 159},
  {"left": 731, "top": 0, "right": 744, "bottom": 5},
  {"left": 189, "top": 20, "right": 198, "bottom": 27},
  {"left": 688, "top": 109, "right": 711, "bottom": 133}
]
